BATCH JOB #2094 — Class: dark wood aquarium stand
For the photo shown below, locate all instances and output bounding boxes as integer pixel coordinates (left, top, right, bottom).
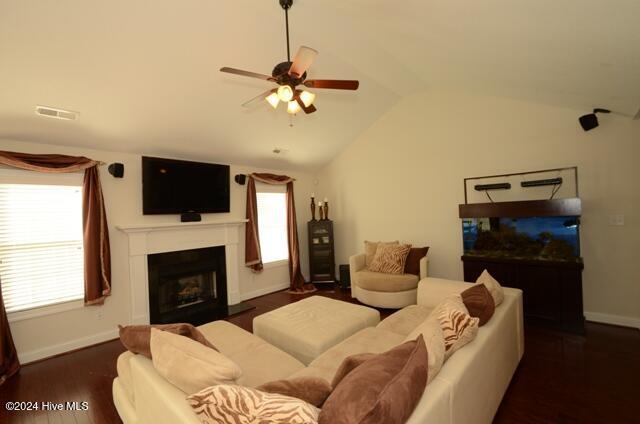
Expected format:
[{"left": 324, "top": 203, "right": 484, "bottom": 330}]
[
  {"left": 308, "top": 219, "right": 336, "bottom": 284},
  {"left": 462, "top": 255, "right": 585, "bottom": 334}
]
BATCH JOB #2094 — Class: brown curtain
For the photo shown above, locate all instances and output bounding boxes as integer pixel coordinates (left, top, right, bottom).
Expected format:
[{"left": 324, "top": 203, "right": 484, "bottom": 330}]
[
  {"left": 0, "top": 150, "right": 112, "bottom": 305},
  {"left": 245, "top": 173, "right": 315, "bottom": 293},
  {"left": 0, "top": 277, "right": 20, "bottom": 386}
]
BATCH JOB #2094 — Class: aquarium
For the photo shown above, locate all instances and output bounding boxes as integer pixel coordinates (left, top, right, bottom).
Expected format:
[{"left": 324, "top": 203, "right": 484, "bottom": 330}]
[{"left": 462, "top": 216, "right": 581, "bottom": 262}]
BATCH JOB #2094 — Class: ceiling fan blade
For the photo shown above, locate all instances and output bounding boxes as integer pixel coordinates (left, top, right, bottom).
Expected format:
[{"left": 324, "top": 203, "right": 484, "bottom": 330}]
[
  {"left": 304, "top": 79, "right": 359, "bottom": 90},
  {"left": 242, "top": 89, "right": 276, "bottom": 108},
  {"left": 294, "top": 95, "right": 317, "bottom": 114},
  {"left": 289, "top": 46, "right": 318, "bottom": 78},
  {"left": 220, "top": 67, "right": 274, "bottom": 81}
]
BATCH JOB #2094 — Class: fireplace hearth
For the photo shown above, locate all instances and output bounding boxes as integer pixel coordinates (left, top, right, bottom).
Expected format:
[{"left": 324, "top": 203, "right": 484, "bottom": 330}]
[{"left": 148, "top": 246, "right": 227, "bottom": 326}]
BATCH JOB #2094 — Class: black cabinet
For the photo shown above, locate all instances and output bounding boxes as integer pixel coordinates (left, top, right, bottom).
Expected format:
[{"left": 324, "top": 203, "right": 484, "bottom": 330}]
[
  {"left": 308, "top": 220, "right": 336, "bottom": 283},
  {"left": 462, "top": 255, "right": 585, "bottom": 334}
]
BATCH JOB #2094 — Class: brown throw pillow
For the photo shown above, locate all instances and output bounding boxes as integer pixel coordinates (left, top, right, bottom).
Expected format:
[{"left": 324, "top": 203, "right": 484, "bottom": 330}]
[
  {"left": 257, "top": 377, "right": 332, "bottom": 408},
  {"left": 319, "top": 336, "right": 428, "bottom": 424},
  {"left": 118, "top": 323, "right": 217, "bottom": 358},
  {"left": 368, "top": 243, "right": 412, "bottom": 275},
  {"left": 461, "top": 283, "right": 495, "bottom": 326},
  {"left": 331, "top": 352, "right": 377, "bottom": 388},
  {"left": 404, "top": 247, "right": 429, "bottom": 276}
]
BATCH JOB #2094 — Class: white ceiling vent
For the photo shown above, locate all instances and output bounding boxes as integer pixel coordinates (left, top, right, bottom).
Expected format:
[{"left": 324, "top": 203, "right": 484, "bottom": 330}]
[{"left": 35, "top": 105, "right": 78, "bottom": 121}]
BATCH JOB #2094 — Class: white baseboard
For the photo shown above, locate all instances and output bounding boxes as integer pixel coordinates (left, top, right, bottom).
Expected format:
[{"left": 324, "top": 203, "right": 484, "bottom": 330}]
[
  {"left": 18, "top": 328, "right": 120, "bottom": 365},
  {"left": 584, "top": 311, "right": 640, "bottom": 330},
  {"left": 239, "top": 282, "right": 289, "bottom": 302}
]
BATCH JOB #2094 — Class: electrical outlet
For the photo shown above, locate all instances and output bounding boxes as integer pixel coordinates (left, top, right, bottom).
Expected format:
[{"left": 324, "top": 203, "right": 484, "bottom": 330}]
[{"left": 608, "top": 214, "right": 625, "bottom": 226}]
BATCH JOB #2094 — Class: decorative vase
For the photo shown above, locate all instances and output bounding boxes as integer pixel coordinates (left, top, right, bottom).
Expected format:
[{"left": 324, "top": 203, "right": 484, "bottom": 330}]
[
  {"left": 310, "top": 197, "right": 316, "bottom": 221},
  {"left": 323, "top": 201, "right": 329, "bottom": 220}
]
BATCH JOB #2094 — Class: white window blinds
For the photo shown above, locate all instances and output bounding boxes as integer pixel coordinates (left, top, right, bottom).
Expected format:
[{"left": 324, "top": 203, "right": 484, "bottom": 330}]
[
  {"left": 0, "top": 183, "right": 85, "bottom": 313},
  {"left": 256, "top": 190, "right": 289, "bottom": 264}
]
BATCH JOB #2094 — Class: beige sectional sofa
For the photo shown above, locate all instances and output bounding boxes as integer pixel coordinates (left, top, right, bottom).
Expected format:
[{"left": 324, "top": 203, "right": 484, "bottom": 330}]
[{"left": 113, "top": 277, "right": 524, "bottom": 424}]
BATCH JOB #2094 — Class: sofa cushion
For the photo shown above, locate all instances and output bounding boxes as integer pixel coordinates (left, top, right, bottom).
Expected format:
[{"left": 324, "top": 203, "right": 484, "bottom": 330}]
[
  {"left": 434, "top": 297, "right": 479, "bottom": 359},
  {"left": 197, "top": 320, "right": 306, "bottom": 387},
  {"left": 364, "top": 240, "right": 398, "bottom": 267},
  {"left": 354, "top": 270, "right": 419, "bottom": 293},
  {"left": 461, "top": 283, "right": 495, "bottom": 326},
  {"left": 118, "top": 323, "right": 217, "bottom": 358},
  {"left": 150, "top": 328, "right": 242, "bottom": 394},
  {"left": 188, "top": 384, "right": 320, "bottom": 424},
  {"left": 289, "top": 327, "right": 406, "bottom": 383},
  {"left": 257, "top": 377, "right": 332, "bottom": 408},
  {"left": 376, "top": 305, "right": 433, "bottom": 336},
  {"left": 368, "top": 243, "right": 412, "bottom": 274},
  {"left": 116, "top": 351, "right": 136, "bottom": 406},
  {"left": 319, "top": 336, "right": 428, "bottom": 424},
  {"left": 476, "top": 269, "right": 504, "bottom": 306},
  {"left": 404, "top": 247, "right": 429, "bottom": 276},
  {"left": 404, "top": 315, "right": 446, "bottom": 383}
]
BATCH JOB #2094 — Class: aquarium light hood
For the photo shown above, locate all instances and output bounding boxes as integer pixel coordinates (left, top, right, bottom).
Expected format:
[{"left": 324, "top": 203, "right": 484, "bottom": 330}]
[
  {"left": 521, "top": 177, "right": 563, "bottom": 188},
  {"left": 474, "top": 183, "right": 511, "bottom": 191},
  {"left": 458, "top": 198, "right": 582, "bottom": 219}
]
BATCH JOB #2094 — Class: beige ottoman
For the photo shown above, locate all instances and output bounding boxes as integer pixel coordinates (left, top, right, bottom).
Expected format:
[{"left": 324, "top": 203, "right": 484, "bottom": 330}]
[{"left": 253, "top": 296, "right": 380, "bottom": 365}]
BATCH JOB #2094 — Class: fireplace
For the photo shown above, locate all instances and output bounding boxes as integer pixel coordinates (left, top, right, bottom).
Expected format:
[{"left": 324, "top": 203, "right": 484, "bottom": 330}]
[{"left": 148, "top": 246, "right": 227, "bottom": 325}]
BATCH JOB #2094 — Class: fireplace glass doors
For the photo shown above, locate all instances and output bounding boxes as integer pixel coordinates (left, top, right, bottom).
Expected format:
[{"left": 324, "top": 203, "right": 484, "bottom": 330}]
[{"left": 148, "top": 246, "right": 227, "bottom": 325}]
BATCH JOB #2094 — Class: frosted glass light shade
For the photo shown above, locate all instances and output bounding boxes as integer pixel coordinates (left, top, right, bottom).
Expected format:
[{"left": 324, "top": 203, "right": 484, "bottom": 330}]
[
  {"left": 277, "top": 85, "right": 294, "bottom": 102},
  {"left": 299, "top": 91, "right": 316, "bottom": 107},
  {"left": 287, "top": 101, "right": 301, "bottom": 114},
  {"left": 265, "top": 93, "right": 280, "bottom": 109}
]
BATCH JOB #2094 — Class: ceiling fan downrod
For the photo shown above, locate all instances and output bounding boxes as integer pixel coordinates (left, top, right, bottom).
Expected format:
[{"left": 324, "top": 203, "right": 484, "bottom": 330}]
[{"left": 280, "top": 0, "right": 293, "bottom": 62}]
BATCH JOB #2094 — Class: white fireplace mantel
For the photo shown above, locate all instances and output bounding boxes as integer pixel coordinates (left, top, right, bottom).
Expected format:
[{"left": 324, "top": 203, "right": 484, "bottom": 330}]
[{"left": 117, "top": 219, "right": 248, "bottom": 325}]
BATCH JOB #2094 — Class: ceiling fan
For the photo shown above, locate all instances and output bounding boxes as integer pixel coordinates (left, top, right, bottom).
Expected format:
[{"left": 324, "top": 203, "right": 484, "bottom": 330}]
[{"left": 220, "top": 0, "right": 359, "bottom": 115}]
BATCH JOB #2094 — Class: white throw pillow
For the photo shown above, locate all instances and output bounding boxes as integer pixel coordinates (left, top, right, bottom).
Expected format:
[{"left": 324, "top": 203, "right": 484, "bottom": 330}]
[
  {"left": 476, "top": 269, "right": 504, "bottom": 306},
  {"left": 404, "top": 316, "right": 446, "bottom": 383},
  {"left": 150, "top": 328, "right": 242, "bottom": 394},
  {"left": 187, "top": 384, "right": 320, "bottom": 424}
]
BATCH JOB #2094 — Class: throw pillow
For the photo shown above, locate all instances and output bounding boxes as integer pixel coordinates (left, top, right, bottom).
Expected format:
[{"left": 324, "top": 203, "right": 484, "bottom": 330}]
[
  {"left": 434, "top": 296, "right": 479, "bottom": 360},
  {"left": 319, "top": 336, "right": 428, "bottom": 424},
  {"left": 188, "top": 384, "right": 320, "bottom": 424},
  {"left": 461, "top": 283, "right": 495, "bottom": 326},
  {"left": 150, "top": 328, "right": 242, "bottom": 394},
  {"left": 364, "top": 240, "right": 398, "bottom": 267},
  {"left": 404, "top": 247, "right": 430, "bottom": 276},
  {"left": 330, "top": 352, "right": 377, "bottom": 388},
  {"left": 257, "top": 377, "right": 332, "bottom": 408},
  {"left": 368, "top": 243, "right": 412, "bottom": 275},
  {"left": 118, "top": 323, "right": 217, "bottom": 358},
  {"left": 403, "top": 316, "right": 446, "bottom": 383},
  {"left": 476, "top": 269, "right": 505, "bottom": 306}
]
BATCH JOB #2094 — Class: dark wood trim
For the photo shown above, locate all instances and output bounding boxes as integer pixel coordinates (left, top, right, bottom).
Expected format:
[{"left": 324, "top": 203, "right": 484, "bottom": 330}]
[{"left": 458, "top": 197, "right": 582, "bottom": 218}]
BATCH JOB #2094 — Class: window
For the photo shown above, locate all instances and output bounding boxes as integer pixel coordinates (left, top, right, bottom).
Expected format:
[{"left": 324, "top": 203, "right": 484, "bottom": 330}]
[
  {"left": 256, "top": 187, "right": 289, "bottom": 264},
  {"left": 0, "top": 183, "right": 84, "bottom": 313}
]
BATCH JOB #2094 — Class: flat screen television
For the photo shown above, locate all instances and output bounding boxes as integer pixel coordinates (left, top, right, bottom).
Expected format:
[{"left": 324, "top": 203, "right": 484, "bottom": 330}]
[{"left": 142, "top": 156, "right": 230, "bottom": 214}]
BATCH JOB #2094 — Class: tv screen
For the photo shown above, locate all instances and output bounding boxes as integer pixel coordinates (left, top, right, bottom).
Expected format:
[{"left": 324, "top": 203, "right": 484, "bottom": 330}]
[{"left": 142, "top": 156, "right": 230, "bottom": 214}]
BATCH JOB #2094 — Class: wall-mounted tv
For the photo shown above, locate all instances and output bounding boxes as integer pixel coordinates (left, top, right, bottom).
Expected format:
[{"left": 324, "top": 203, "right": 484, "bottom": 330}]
[{"left": 142, "top": 156, "right": 230, "bottom": 215}]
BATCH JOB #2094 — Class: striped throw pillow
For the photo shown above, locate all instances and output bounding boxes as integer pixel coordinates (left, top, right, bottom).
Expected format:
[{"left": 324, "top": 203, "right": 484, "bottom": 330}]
[
  {"left": 187, "top": 384, "right": 320, "bottom": 424},
  {"left": 368, "top": 243, "right": 412, "bottom": 274},
  {"left": 434, "top": 296, "right": 480, "bottom": 359}
]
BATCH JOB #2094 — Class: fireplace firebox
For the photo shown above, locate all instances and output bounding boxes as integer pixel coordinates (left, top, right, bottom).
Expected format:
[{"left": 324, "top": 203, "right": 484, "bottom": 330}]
[{"left": 148, "top": 246, "right": 227, "bottom": 325}]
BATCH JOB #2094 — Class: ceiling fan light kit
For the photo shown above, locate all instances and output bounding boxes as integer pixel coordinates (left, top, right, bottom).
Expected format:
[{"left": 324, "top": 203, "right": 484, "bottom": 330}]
[{"left": 220, "top": 0, "right": 359, "bottom": 117}]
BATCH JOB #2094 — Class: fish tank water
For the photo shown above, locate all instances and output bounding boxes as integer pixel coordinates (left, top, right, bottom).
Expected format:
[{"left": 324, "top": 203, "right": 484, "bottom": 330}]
[{"left": 462, "top": 216, "right": 581, "bottom": 262}]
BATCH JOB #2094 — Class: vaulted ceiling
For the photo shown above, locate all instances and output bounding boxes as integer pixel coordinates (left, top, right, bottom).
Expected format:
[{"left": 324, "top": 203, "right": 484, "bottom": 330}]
[{"left": 1, "top": 0, "right": 639, "bottom": 170}]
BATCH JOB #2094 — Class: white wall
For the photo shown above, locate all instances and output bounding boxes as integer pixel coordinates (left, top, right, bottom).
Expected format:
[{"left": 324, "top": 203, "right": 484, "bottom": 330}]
[
  {"left": 0, "top": 139, "right": 315, "bottom": 363},
  {"left": 316, "top": 90, "right": 640, "bottom": 328}
]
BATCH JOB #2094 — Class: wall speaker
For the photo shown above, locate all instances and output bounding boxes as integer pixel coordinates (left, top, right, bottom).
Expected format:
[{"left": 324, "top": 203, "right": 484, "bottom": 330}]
[
  {"left": 579, "top": 108, "right": 610, "bottom": 132},
  {"left": 180, "top": 212, "right": 201, "bottom": 223},
  {"left": 108, "top": 163, "right": 124, "bottom": 178},
  {"left": 234, "top": 174, "right": 247, "bottom": 185}
]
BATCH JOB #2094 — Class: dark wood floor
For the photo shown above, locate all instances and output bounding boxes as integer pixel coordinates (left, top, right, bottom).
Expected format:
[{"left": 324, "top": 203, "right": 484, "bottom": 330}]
[{"left": 1, "top": 286, "right": 639, "bottom": 423}]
